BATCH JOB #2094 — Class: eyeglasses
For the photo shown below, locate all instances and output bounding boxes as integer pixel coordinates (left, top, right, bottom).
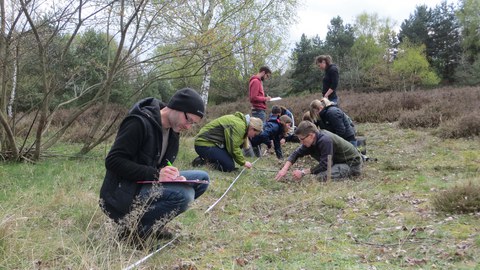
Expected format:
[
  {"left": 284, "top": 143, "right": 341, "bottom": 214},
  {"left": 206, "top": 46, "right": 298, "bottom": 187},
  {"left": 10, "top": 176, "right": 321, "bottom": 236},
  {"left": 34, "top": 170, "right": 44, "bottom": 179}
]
[
  {"left": 298, "top": 134, "right": 310, "bottom": 141},
  {"left": 184, "top": 112, "right": 196, "bottom": 125}
]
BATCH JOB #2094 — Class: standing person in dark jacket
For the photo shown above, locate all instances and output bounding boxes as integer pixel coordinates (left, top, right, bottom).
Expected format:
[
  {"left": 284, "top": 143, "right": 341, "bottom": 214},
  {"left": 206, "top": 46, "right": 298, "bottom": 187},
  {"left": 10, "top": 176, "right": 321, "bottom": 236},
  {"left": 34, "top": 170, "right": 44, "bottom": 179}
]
[
  {"left": 275, "top": 121, "right": 362, "bottom": 182},
  {"left": 316, "top": 55, "right": 339, "bottom": 104},
  {"left": 251, "top": 115, "right": 292, "bottom": 159},
  {"left": 100, "top": 88, "right": 209, "bottom": 244},
  {"left": 309, "top": 98, "right": 357, "bottom": 146},
  {"left": 249, "top": 66, "right": 272, "bottom": 122}
]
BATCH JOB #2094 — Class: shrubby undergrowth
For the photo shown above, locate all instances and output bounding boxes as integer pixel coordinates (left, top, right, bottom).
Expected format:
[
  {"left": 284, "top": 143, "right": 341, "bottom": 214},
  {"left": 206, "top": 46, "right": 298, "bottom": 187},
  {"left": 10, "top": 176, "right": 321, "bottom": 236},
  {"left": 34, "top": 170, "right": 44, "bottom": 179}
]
[
  {"left": 208, "top": 86, "right": 480, "bottom": 139},
  {"left": 11, "top": 87, "right": 480, "bottom": 142},
  {"left": 432, "top": 181, "right": 480, "bottom": 214}
]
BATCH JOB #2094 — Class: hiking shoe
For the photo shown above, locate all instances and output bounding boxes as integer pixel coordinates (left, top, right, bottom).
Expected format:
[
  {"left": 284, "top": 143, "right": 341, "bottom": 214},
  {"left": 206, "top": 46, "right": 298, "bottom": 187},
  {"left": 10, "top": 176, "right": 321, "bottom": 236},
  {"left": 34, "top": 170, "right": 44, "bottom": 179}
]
[{"left": 192, "top": 156, "right": 206, "bottom": 167}]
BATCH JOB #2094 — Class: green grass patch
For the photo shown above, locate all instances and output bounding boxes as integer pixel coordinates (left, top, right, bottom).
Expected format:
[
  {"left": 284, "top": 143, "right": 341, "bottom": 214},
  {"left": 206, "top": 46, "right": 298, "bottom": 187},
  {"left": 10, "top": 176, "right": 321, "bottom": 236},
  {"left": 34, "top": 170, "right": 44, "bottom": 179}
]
[{"left": 1, "top": 123, "right": 479, "bottom": 268}]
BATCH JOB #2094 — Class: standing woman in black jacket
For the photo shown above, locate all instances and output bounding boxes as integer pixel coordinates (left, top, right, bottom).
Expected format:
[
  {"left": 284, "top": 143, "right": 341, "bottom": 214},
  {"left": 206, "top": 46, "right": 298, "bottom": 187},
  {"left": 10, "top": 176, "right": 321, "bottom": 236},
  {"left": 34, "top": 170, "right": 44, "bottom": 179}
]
[{"left": 316, "top": 55, "right": 339, "bottom": 105}]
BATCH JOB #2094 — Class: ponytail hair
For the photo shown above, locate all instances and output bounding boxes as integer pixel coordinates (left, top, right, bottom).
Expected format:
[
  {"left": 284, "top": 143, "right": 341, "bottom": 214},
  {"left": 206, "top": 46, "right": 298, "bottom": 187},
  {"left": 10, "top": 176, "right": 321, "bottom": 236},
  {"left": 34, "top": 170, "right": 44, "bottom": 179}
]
[
  {"left": 309, "top": 99, "right": 323, "bottom": 122},
  {"left": 279, "top": 115, "right": 292, "bottom": 135}
]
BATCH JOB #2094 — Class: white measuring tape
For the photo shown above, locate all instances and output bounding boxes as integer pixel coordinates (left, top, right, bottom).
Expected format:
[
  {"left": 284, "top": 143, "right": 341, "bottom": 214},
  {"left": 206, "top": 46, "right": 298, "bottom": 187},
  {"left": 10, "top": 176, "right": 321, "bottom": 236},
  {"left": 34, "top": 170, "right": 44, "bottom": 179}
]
[{"left": 123, "top": 157, "right": 261, "bottom": 269}]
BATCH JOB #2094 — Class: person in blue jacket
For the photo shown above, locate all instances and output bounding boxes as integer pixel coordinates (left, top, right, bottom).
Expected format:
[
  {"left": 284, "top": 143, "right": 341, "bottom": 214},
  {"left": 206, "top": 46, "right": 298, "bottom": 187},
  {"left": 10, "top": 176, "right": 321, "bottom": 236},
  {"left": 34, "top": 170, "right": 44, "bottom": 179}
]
[
  {"left": 269, "top": 105, "right": 295, "bottom": 127},
  {"left": 250, "top": 115, "right": 292, "bottom": 159},
  {"left": 269, "top": 105, "right": 298, "bottom": 143}
]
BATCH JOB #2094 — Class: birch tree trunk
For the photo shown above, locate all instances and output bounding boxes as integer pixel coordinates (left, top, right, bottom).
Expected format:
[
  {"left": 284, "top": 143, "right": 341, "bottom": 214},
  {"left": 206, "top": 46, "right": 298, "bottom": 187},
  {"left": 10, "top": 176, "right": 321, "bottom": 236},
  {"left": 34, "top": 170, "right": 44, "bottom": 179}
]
[
  {"left": 0, "top": 0, "right": 19, "bottom": 159},
  {"left": 200, "top": 51, "right": 212, "bottom": 106},
  {"left": 7, "top": 46, "right": 17, "bottom": 118}
]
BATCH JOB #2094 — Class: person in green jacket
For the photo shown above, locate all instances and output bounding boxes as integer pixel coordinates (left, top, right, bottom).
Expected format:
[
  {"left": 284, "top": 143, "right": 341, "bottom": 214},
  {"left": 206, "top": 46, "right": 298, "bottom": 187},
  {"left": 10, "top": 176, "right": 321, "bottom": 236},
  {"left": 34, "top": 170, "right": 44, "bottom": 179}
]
[
  {"left": 275, "top": 120, "right": 362, "bottom": 182},
  {"left": 193, "top": 112, "right": 264, "bottom": 172}
]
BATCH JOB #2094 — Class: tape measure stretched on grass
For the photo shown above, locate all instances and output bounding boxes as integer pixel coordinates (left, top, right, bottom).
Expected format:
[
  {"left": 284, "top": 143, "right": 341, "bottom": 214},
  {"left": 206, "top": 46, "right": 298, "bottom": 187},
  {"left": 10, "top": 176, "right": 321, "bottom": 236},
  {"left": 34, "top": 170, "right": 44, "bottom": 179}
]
[
  {"left": 123, "top": 157, "right": 260, "bottom": 270},
  {"left": 204, "top": 157, "right": 260, "bottom": 214}
]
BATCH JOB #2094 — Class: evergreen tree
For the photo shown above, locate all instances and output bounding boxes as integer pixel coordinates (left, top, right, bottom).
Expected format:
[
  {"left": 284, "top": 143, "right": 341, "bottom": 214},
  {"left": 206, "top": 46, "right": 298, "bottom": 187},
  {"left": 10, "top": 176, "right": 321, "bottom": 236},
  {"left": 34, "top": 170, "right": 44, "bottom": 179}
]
[
  {"left": 289, "top": 34, "right": 323, "bottom": 93},
  {"left": 428, "top": 1, "right": 462, "bottom": 83},
  {"left": 398, "top": 5, "right": 432, "bottom": 45},
  {"left": 456, "top": 0, "right": 480, "bottom": 64},
  {"left": 325, "top": 16, "right": 355, "bottom": 65}
]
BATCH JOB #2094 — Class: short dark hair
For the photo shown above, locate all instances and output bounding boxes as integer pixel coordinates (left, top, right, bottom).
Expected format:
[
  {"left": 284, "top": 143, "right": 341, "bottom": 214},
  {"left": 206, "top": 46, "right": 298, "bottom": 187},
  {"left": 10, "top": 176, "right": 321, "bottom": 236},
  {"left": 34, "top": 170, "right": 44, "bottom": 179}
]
[
  {"left": 259, "top": 66, "right": 272, "bottom": 74},
  {"left": 295, "top": 121, "right": 318, "bottom": 137},
  {"left": 271, "top": 105, "right": 281, "bottom": 115}
]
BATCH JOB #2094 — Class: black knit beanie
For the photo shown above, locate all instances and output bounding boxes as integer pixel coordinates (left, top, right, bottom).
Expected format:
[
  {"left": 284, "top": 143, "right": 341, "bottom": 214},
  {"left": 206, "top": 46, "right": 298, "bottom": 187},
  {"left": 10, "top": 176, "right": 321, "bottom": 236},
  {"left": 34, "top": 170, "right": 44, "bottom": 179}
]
[{"left": 167, "top": 88, "right": 205, "bottom": 118}]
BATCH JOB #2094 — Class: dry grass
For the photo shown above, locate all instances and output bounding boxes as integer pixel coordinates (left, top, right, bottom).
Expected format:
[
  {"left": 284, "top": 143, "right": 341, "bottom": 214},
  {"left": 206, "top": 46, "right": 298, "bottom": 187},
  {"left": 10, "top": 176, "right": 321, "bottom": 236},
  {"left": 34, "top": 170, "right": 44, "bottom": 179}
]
[
  {"left": 1, "top": 122, "right": 479, "bottom": 269},
  {"left": 432, "top": 181, "right": 480, "bottom": 214},
  {"left": 1, "top": 86, "right": 480, "bottom": 268}
]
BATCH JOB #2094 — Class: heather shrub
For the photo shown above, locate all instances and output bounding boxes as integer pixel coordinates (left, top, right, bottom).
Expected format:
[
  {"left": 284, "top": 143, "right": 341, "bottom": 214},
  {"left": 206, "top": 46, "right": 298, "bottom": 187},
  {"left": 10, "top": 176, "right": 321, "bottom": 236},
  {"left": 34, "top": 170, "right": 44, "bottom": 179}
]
[
  {"left": 11, "top": 112, "right": 39, "bottom": 137},
  {"left": 398, "top": 106, "right": 443, "bottom": 128},
  {"left": 65, "top": 125, "right": 92, "bottom": 143},
  {"left": 434, "top": 111, "right": 480, "bottom": 139},
  {"left": 343, "top": 92, "right": 403, "bottom": 123},
  {"left": 399, "top": 92, "right": 429, "bottom": 110},
  {"left": 431, "top": 181, "right": 480, "bottom": 214},
  {"left": 50, "top": 109, "right": 71, "bottom": 126},
  {"left": 206, "top": 100, "right": 250, "bottom": 120},
  {"left": 10, "top": 86, "right": 480, "bottom": 142},
  {"left": 63, "top": 104, "right": 127, "bottom": 143}
]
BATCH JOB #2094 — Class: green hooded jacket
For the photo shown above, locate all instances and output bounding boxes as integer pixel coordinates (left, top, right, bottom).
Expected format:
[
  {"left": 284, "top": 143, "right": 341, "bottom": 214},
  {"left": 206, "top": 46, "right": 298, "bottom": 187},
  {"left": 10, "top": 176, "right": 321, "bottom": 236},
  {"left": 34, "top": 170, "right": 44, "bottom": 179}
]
[{"left": 194, "top": 112, "right": 248, "bottom": 166}]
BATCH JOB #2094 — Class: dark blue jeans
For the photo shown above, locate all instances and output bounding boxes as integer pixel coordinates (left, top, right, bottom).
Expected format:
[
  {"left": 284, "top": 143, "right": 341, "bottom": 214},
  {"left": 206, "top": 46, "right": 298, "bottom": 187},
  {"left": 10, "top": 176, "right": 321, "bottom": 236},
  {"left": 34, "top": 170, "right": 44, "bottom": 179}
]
[
  {"left": 330, "top": 96, "right": 339, "bottom": 106},
  {"left": 137, "top": 170, "right": 209, "bottom": 237},
  {"left": 251, "top": 109, "right": 266, "bottom": 122},
  {"left": 195, "top": 145, "right": 236, "bottom": 172}
]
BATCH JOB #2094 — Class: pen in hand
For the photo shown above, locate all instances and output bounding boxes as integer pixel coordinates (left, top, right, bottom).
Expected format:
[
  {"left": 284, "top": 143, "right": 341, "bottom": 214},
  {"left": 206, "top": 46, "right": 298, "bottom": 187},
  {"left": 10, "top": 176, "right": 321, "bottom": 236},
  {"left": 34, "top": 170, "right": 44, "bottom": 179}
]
[{"left": 165, "top": 160, "right": 184, "bottom": 180}]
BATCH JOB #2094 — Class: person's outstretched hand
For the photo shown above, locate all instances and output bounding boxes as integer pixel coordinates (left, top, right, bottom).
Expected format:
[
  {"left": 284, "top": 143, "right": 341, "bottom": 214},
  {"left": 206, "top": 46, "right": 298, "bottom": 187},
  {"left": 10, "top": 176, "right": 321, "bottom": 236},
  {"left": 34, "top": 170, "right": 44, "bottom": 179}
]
[{"left": 275, "top": 168, "right": 287, "bottom": 181}]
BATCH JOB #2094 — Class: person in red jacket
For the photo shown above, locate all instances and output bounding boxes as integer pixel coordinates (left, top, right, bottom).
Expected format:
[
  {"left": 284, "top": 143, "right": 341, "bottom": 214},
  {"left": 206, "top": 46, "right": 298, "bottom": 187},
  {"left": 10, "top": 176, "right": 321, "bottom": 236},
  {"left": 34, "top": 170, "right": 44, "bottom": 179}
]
[{"left": 249, "top": 66, "right": 272, "bottom": 122}]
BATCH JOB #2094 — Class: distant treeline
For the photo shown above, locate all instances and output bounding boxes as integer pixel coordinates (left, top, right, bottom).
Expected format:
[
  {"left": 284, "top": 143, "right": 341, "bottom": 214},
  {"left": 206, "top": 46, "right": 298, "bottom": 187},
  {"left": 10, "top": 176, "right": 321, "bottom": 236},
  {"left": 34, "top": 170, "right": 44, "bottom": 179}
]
[
  {"left": 284, "top": 1, "right": 480, "bottom": 98},
  {"left": 1, "top": 0, "right": 479, "bottom": 161}
]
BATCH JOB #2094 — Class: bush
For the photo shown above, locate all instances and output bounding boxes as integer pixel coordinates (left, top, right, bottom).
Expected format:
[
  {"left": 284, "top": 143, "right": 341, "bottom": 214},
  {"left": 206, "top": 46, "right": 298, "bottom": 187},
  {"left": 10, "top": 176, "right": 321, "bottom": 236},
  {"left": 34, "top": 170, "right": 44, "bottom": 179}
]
[
  {"left": 343, "top": 93, "right": 403, "bottom": 123},
  {"left": 434, "top": 111, "right": 480, "bottom": 139},
  {"left": 431, "top": 181, "right": 480, "bottom": 214},
  {"left": 398, "top": 107, "right": 443, "bottom": 128},
  {"left": 63, "top": 104, "right": 127, "bottom": 143},
  {"left": 399, "top": 92, "right": 429, "bottom": 110},
  {"left": 11, "top": 86, "right": 480, "bottom": 143}
]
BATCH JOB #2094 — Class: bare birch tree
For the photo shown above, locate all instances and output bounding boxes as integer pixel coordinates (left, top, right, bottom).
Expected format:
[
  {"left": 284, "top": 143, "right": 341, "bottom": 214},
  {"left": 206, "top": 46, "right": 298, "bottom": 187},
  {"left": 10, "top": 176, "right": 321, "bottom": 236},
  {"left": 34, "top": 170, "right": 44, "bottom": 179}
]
[
  {"left": 159, "top": 0, "right": 299, "bottom": 105},
  {"left": 0, "top": 0, "right": 185, "bottom": 160},
  {"left": 0, "top": 0, "right": 300, "bottom": 161}
]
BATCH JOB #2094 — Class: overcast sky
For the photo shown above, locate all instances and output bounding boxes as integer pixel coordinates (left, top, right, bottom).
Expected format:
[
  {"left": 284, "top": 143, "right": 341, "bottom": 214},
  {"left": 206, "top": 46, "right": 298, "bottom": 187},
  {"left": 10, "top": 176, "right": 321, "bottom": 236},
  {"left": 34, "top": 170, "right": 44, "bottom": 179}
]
[{"left": 287, "top": 0, "right": 458, "bottom": 47}]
